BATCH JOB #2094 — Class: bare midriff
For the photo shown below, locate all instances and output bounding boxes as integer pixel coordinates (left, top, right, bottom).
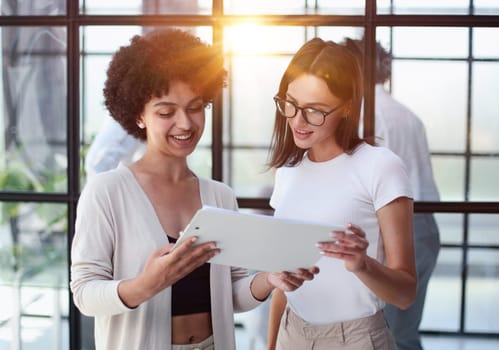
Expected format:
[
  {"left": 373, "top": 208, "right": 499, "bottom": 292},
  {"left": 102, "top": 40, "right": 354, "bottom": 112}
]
[{"left": 171, "top": 312, "right": 213, "bottom": 345}]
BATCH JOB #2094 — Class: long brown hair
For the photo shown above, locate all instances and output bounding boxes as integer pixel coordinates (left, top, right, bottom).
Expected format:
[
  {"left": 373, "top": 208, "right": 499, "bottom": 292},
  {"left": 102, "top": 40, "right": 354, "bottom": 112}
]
[{"left": 268, "top": 38, "right": 363, "bottom": 168}]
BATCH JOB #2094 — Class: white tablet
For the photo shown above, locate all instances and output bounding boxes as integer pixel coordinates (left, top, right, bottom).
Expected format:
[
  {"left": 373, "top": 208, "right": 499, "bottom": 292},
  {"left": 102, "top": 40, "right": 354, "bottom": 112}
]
[{"left": 175, "top": 206, "right": 344, "bottom": 272}]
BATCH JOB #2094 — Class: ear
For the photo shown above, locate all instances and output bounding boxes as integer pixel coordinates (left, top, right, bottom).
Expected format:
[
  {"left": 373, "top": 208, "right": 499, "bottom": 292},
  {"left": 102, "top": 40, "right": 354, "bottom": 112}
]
[{"left": 136, "top": 117, "right": 145, "bottom": 129}]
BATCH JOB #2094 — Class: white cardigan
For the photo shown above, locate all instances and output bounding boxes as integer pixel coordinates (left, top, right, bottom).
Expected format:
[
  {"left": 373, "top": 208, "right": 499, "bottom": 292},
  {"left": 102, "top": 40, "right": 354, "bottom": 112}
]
[{"left": 70, "top": 166, "right": 261, "bottom": 350}]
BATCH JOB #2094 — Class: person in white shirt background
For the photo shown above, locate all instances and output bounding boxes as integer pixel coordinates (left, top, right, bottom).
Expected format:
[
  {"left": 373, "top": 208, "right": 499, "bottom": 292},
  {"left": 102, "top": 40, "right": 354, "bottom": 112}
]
[{"left": 344, "top": 37, "right": 441, "bottom": 350}]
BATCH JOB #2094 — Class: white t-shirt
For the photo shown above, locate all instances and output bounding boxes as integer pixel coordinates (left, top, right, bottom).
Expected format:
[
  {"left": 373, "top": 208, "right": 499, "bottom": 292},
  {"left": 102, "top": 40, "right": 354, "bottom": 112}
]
[{"left": 270, "top": 143, "right": 412, "bottom": 324}]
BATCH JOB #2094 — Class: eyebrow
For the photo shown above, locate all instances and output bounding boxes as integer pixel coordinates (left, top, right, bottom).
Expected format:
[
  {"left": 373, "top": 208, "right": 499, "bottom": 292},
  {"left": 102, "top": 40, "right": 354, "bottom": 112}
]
[
  {"left": 153, "top": 97, "right": 204, "bottom": 108},
  {"left": 285, "top": 94, "right": 331, "bottom": 109}
]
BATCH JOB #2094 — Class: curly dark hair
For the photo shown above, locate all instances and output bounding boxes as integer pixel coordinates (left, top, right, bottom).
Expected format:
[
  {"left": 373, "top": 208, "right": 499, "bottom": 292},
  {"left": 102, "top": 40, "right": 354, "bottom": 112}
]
[{"left": 103, "top": 28, "right": 226, "bottom": 141}]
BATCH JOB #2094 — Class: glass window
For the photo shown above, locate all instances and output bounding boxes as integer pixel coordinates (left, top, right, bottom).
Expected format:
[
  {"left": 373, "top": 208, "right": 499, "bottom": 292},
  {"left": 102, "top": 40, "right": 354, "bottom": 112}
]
[
  {"left": 80, "top": 0, "right": 210, "bottom": 15},
  {"left": 0, "top": 26, "right": 67, "bottom": 193},
  {"left": 392, "top": 27, "right": 469, "bottom": 59},
  {"left": 229, "top": 149, "right": 274, "bottom": 197},
  {"left": 421, "top": 248, "right": 463, "bottom": 331},
  {"left": 1, "top": 0, "right": 66, "bottom": 15},
  {"left": 473, "top": 28, "right": 499, "bottom": 58},
  {"left": 0, "top": 202, "right": 68, "bottom": 349},
  {"left": 432, "top": 156, "right": 466, "bottom": 201},
  {"left": 391, "top": 61, "right": 468, "bottom": 153},
  {"left": 474, "top": 0, "right": 499, "bottom": 15},
  {"left": 466, "top": 249, "right": 499, "bottom": 332},
  {"left": 470, "top": 157, "right": 499, "bottom": 201},
  {"left": 378, "top": 0, "right": 470, "bottom": 15},
  {"left": 223, "top": 0, "right": 364, "bottom": 15},
  {"left": 435, "top": 213, "right": 464, "bottom": 245},
  {"left": 471, "top": 62, "right": 499, "bottom": 153},
  {"left": 469, "top": 214, "right": 499, "bottom": 245}
]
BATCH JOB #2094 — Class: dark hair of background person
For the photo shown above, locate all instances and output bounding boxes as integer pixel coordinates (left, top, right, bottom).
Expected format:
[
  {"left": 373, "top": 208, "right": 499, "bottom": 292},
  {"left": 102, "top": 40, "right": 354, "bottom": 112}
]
[
  {"left": 268, "top": 38, "right": 364, "bottom": 168},
  {"left": 103, "top": 28, "right": 227, "bottom": 141},
  {"left": 343, "top": 37, "right": 392, "bottom": 85}
]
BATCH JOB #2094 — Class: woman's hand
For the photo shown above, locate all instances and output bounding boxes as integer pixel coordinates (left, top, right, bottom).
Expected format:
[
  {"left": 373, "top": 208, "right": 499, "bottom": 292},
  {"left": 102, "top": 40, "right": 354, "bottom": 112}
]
[
  {"left": 250, "top": 267, "right": 319, "bottom": 301},
  {"left": 317, "top": 223, "right": 369, "bottom": 272},
  {"left": 267, "top": 266, "right": 320, "bottom": 292},
  {"left": 118, "top": 237, "right": 219, "bottom": 308}
]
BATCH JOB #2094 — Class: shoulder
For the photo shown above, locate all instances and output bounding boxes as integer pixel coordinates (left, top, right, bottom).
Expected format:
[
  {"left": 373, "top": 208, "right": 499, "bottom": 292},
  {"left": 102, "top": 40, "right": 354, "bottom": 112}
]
[
  {"left": 352, "top": 143, "right": 401, "bottom": 162},
  {"left": 80, "top": 167, "right": 131, "bottom": 204}
]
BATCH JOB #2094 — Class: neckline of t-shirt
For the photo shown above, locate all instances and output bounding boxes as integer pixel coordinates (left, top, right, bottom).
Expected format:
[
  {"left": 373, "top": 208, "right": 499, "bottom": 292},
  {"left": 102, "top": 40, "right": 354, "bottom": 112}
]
[
  {"left": 302, "top": 143, "right": 367, "bottom": 166},
  {"left": 303, "top": 150, "right": 347, "bottom": 166}
]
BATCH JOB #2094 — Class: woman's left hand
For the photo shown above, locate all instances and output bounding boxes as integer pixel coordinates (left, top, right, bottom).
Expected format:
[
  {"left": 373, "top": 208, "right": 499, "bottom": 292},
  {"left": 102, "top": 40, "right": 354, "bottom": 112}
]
[
  {"left": 317, "top": 223, "right": 369, "bottom": 272},
  {"left": 267, "top": 266, "right": 320, "bottom": 292}
]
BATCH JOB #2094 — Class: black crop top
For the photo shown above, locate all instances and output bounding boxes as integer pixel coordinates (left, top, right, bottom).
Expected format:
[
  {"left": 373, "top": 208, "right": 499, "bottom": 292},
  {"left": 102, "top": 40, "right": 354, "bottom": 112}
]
[{"left": 168, "top": 235, "right": 211, "bottom": 316}]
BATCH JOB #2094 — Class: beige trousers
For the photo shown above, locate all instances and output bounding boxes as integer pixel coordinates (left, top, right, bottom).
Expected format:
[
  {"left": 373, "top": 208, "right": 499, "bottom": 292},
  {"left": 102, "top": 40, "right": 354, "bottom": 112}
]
[
  {"left": 172, "top": 335, "right": 214, "bottom": 350},
  {"left": 276, "top": 307, "right": 396, "bottom": 350}
]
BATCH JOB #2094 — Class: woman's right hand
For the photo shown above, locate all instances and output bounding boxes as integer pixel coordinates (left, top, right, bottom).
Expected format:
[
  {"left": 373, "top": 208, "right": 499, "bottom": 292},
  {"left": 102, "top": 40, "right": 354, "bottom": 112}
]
[{"left": 118, "top": 237, "right": 219, "bottom": 308}]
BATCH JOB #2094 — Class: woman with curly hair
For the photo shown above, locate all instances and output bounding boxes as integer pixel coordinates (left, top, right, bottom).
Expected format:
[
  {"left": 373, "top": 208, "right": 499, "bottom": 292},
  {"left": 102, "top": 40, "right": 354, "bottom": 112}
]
[{"left": 70, "top": 28, "right": 318, "bottom": 350}]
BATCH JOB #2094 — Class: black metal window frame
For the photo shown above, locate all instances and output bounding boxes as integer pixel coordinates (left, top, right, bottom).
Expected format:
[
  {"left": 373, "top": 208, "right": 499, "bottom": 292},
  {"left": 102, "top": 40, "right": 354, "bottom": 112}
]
[{"left": 0, "top": 1, "right": 498, "bottom": 349}]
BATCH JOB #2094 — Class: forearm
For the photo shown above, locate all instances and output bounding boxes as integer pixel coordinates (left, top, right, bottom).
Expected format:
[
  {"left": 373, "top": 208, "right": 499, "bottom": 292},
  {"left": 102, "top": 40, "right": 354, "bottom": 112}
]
[
  {"left": 250, "top": 272, "right": 274, "bottom": 301},
  {"left": 355, "top": 256, "right": 417, "bottom": 309},
  {"left": 267, "top": 289, "right": 286, "bottom": 350},
  {"left": 118, "top": 275, "right": 155, "bottom": 309}
]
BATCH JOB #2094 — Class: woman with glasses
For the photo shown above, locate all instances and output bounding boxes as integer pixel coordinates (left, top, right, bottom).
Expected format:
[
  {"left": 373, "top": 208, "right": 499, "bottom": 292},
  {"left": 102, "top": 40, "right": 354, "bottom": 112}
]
[
  {"left": 70, "top": 28, "right": 318, "bottom": 350},
  {"left": 266, "top": 38, "right": 417, "bottom": 350}
]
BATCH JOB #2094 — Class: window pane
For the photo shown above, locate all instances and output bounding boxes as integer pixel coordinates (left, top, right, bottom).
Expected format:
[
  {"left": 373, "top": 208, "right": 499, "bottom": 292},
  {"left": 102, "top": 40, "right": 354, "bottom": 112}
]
[
  {"left": 224, "top": 0, "right": 364, "bottom": 15},
  {"left": 471, "top": 62, "right": 499, "bottom": 153},
  {"left": 470, "top": 157, "right": 499, "bottom": 201},
  {"left": 392, "top": 27, "right": 469, "bottom": 58},
  {"left": 473, "top": 28, "right": 499, "bottom": 58},
  {"left": 391, "top": 61, "right": 468, "bottom": 153},
  {"left": 469, "top": 214, "right": 499, "bottom": 245},
  {"left": 474, "top": 0, "right": 499, "bottom": 14},
  {"left": 466, "top": 249, "right": 499, "bottom": 332},
  {"left": 1, "top": 0, "right": 66, "bottom": 15},
  {"left": 0, "top": 202, "right": 68, "bottom": 349},
  {"left": 378, "top": 0, "right": 470, "bottom": 15},
  {"left": 432, "top": 156, "right": 466, "bottom": 201},
  {"left": 0, "top": 26, "right": 67, "bottom": 193},
  {"left": 435, "top": 213, "right": 464, "bottom": 245},
  {"left": 421, "top": 248, "right": 462, "bottom": 331},
  {"left": 229, "top": 56, "right": 286, "bottom": 146},
  {"left": 316, "top": 27, "right": 364, "bottom": 43},
  {"left": 224, "top": 25, "right": 305, "bottom": 55},
  {"left": 227, "top": 149, "right": 274, "bottom": 197},
  {"left": 80, "top": 0, "right": 210, "bottom": 15}
]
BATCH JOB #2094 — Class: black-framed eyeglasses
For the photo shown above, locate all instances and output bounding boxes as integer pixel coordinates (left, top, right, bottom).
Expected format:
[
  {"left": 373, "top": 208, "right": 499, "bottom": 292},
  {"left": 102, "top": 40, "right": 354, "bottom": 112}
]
[{"left": 273, "top": 96, "right": 343, "bottom": 126}]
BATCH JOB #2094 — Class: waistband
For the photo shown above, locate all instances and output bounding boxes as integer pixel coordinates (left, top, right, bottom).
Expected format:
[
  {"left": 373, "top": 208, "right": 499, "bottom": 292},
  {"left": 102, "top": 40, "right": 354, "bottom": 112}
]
[
  {"left": 171, "top": 334, "right": 214, "bottom": 350},
  {"left": 285, "top": 307, "right": 387, "bottom": 341}
]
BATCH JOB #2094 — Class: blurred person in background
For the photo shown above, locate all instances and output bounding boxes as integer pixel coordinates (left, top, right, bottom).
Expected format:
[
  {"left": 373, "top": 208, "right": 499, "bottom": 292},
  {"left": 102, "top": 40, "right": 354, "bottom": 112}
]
[{"left": 345, "top": 37, "right": 441, "bottom": 350}]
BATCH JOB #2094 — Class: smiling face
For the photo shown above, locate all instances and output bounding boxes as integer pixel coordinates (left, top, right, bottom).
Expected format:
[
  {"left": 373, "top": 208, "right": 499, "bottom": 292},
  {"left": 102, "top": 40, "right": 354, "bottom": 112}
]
[
  {"left": 286, "top": 74, "right": 346, "bottom": 161},
  {"left": 137, "top": 80, "right": 206, "bottom": 159}
]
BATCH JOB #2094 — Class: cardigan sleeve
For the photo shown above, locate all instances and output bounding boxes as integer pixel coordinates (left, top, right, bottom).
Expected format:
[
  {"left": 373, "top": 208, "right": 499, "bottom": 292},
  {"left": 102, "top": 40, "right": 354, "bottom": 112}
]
[{"left": 70, "top": 173, "right": 134, "bottom": 316}]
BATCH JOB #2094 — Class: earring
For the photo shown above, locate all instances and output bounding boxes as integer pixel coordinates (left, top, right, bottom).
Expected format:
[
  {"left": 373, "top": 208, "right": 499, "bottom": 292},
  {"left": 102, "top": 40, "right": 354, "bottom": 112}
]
[{"left": 137, "top": 121, "right": 145, "bottom": 129}]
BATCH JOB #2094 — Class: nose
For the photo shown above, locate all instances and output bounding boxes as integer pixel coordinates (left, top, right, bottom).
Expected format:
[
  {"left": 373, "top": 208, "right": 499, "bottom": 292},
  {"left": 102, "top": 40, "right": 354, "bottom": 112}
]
[
  {"left": 292, "top": 108, "right": 308, "bottom": 127},
  {"left": 175, "top": 108, "right": 193, "bottom": 129}
]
